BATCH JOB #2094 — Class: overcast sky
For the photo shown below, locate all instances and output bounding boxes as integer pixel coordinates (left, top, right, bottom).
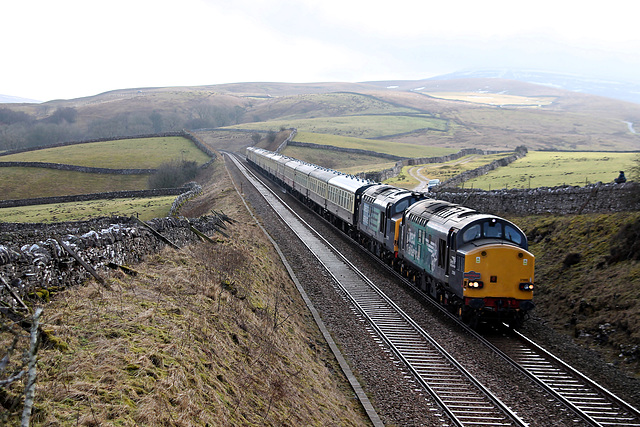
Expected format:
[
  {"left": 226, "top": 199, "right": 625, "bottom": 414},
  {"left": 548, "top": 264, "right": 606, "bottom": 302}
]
[{"left": 3, "top": 0, "right": 639, "bottom": 102}]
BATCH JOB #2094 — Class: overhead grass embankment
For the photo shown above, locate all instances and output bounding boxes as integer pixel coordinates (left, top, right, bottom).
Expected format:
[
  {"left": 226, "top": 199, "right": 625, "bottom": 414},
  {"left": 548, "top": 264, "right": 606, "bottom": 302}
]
[
  {"left": 1, "top": 159, "right": 368, "bottom": 426},
  {"left": 515, "top": 212, "right": 640, "bottom": 376}
]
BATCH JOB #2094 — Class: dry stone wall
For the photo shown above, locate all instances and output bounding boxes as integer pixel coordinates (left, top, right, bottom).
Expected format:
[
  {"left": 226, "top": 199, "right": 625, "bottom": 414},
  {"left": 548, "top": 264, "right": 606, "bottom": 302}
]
[
  {"left": 430, "top": 181, "right": 640, "bottom": 216},
  {"left": 0, "top": 215, "right": 225, "bottom": 309},
  {"left": 356, "top": 148, "right": 516, "bottom": 183},
  {"left": 0, "top": 187, "right": 190, "bottom": 209}
]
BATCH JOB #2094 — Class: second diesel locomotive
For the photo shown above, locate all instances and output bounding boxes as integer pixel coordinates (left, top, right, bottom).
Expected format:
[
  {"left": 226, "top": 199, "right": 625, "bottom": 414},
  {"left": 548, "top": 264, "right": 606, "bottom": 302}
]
[{"left": 246, "top": 146, "right": 534, "bottom": 327}]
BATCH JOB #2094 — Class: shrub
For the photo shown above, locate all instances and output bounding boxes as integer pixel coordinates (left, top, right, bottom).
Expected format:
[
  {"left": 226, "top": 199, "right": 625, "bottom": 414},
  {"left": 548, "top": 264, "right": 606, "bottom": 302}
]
[{"left": 148, "top": 159, "right": 199, "bottom": 189}]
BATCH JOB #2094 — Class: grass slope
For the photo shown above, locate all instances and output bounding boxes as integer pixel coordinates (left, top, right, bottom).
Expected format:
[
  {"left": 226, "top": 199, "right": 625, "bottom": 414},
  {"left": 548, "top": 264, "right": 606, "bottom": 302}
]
[
  {"left": 230, "top": 114, "right": 448, "bottom": 140},
  {"left": 1, "top": 136, "right": 211, "bottom": 169},
  {"left": 514, "top": 212, "right": 640, "bottom": 376},
  {"left": 292, "top": 131, "right": 455, "bottom": 158},
  {"left": 0, "top": 196, "right": 176, "bottom": 223},
  {"left": 2, "top": 160, "right": 368, "bottom": 426}
]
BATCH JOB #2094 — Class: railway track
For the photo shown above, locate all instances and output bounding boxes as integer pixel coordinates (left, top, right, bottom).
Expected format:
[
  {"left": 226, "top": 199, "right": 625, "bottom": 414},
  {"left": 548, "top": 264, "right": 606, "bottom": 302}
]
[
  {"left": 227, "top": 152, "right": 527, "bottom": 426},
  {"left": 485, "top": 329, "right": 640, "bottom": 426},
  {"left": 293, "top": 175, "right": 640, "bottom": 427},
  {"left": 351, "top": 223, "right": 640, "bottom": 426}
]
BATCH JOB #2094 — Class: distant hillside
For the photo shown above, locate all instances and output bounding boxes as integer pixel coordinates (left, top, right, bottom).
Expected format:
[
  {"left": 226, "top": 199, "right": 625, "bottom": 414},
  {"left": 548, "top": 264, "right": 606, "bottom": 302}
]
[
  {"left": 428, "top": 69, "right": 640, "bottom": 105},
  {"left": 1, "top": 78, "right": 639, "bottom": 154}
]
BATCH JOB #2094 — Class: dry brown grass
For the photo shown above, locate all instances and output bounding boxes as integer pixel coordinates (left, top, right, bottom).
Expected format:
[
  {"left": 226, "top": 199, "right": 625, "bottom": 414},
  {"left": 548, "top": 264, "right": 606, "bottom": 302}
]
[{"left": 2, "top": 156, "right": 367, "bottom": 426}]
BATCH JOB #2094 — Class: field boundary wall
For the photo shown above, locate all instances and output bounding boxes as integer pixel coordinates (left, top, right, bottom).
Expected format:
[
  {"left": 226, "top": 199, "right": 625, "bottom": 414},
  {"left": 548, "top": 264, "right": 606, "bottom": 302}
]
[
  {"left": 287, "top": 140, "right": 405, "bottom": 160},
  {"left": 0, "top": 215, "right": 225, "bottom": 308},
  {"left": 430, "top": 181, "right": 640, "bottom": 215},
  {"left": 0, "top": 161, "right": 156, "bottom": 174},
  {"left": 356, "top": 148, "right": 516, "bottom": 182},
  {"left": 0, "top": 130, "right": 217, "bottom": 167},
  {"left": 0, "top": 186, "right": 194, "bottom": 209}
]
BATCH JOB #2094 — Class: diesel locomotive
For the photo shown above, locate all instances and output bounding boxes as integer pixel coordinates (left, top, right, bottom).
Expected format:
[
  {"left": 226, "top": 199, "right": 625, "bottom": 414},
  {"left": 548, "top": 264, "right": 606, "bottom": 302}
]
[{"left": 246, "top": 146, "right": 534, "bottom": 327}]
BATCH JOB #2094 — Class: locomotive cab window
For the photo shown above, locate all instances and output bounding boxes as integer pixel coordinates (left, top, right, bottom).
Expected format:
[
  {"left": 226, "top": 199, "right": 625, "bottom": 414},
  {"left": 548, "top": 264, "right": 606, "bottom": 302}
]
[
  {"left": 483, "top": 220, "right": 502, "bottom": 238},
  {"left": 504, "top": 224, "right": 523, "bottom": 245},
  {"left": 395, "top": 199, "right": 410, "bottom": 214},
  {"left": 462, "top": 225, "right": 481, "bottom": 243}
]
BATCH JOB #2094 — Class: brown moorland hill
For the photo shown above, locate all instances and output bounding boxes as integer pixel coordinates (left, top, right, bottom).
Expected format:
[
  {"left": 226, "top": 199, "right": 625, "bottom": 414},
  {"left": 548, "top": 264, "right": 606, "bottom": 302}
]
[{"left": 2, "top": 79, "right": 639, "bottom": 154}]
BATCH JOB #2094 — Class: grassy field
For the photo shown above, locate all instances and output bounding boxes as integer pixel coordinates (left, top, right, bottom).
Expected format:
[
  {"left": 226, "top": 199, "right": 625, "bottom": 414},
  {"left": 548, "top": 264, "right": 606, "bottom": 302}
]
[
  {"left": 0, "top": 136, "right": 214, "bottom": 201},
  {"left": 0, "top": 167, "right": 150, "bottom": 200},
  {"left": 462, "top": 151, "right": 637, "bottom": 189},
  {"left": 385, "top": 153, "right": 515, "bottom": 189},
  {"left": 229, "top": 114, "right": 448, "bottom": 139},
  {"left": 0, "top": 196, "right": 176, "bottom": 223},
  {"left": 0, "top": 136, "right": 211, "bottom": 168},
  {"left": 282, "top": 145, "right": 396, "bottom": 172},
  {"left": 292, "top": 132, "right": 456, "bottom": 158}
]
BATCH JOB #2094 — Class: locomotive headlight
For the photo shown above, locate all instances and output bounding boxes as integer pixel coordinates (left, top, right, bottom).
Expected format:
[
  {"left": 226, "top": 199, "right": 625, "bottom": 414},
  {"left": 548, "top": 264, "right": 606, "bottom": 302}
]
[
  {"left": 469, "top": 281, "right": 484, "bottom": 289},
  {"left": 519, "top": 282, "right": 534, "bottom": 291}
]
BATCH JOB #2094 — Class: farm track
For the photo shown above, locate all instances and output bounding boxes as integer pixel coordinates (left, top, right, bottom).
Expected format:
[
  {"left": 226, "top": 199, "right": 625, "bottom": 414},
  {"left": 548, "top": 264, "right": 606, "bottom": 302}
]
[{"left": 222, "top": 151, "right": 640, "bottom": 426}]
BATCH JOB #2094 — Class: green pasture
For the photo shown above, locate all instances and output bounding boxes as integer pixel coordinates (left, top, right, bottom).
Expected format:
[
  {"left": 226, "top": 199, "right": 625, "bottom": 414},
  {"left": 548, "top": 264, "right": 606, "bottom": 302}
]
[
  {"left": 230, "top": 114, "right": 448, "bottom": 139},
  {"left": 0, "top": 136, "right": 211, "bottom": 169},
  {"left": 292, "top": 132, "right": 456, "bottom": 158},
  {"left": 385, "top": 153, "right": 515, "bottom": 189},
  {"left": 282, "top": 144, "right": 396, "bottom": 173},
  {"left": 0, "top": 196, "right": 176, "bottom": 223},
  {"left": 0, "top": 167, "right": 149, "bottom": 200},
  {"left": 462, "top": 151, "right": 637, "bottom": 190}
]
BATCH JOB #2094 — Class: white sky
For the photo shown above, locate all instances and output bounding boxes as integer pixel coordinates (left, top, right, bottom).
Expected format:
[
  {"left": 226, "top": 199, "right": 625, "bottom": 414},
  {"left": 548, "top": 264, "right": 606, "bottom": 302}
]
[{"left": 3, "top": 0, "right": 639, "bottom": 102}]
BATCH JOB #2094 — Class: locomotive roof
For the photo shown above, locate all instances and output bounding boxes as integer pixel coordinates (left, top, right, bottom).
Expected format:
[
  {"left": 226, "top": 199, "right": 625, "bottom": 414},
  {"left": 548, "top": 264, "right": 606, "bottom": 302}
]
[
  {"left": 363, "top": 184, "right": 418, "bottom": 204},
  {"left": 405, "top": 198, "right": 494, "bottom": 227}
]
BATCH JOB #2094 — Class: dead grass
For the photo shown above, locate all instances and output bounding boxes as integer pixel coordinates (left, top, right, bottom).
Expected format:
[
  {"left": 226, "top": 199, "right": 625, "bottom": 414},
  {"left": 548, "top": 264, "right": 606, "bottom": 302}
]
[{"left": 1, "top": 156, "right": 367, "bottom": 426}]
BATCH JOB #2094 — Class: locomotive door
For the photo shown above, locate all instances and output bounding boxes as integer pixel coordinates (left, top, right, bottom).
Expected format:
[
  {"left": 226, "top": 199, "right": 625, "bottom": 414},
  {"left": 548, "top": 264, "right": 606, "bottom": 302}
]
[{"left": 445, "top": 229, "right": 458, "bottom": 276}]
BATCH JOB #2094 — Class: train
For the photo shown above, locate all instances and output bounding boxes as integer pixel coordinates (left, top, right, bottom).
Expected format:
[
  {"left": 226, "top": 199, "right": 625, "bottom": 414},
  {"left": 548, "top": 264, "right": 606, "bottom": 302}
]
[{"left": 246, "top": 146, "right": 535, "bottom": 328}]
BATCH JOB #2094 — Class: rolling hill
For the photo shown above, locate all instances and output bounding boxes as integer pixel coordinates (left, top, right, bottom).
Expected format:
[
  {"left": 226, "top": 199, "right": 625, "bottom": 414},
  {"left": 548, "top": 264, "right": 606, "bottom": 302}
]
[{"left": 1, "top": 78, "right": 639, "bottom": 156}]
